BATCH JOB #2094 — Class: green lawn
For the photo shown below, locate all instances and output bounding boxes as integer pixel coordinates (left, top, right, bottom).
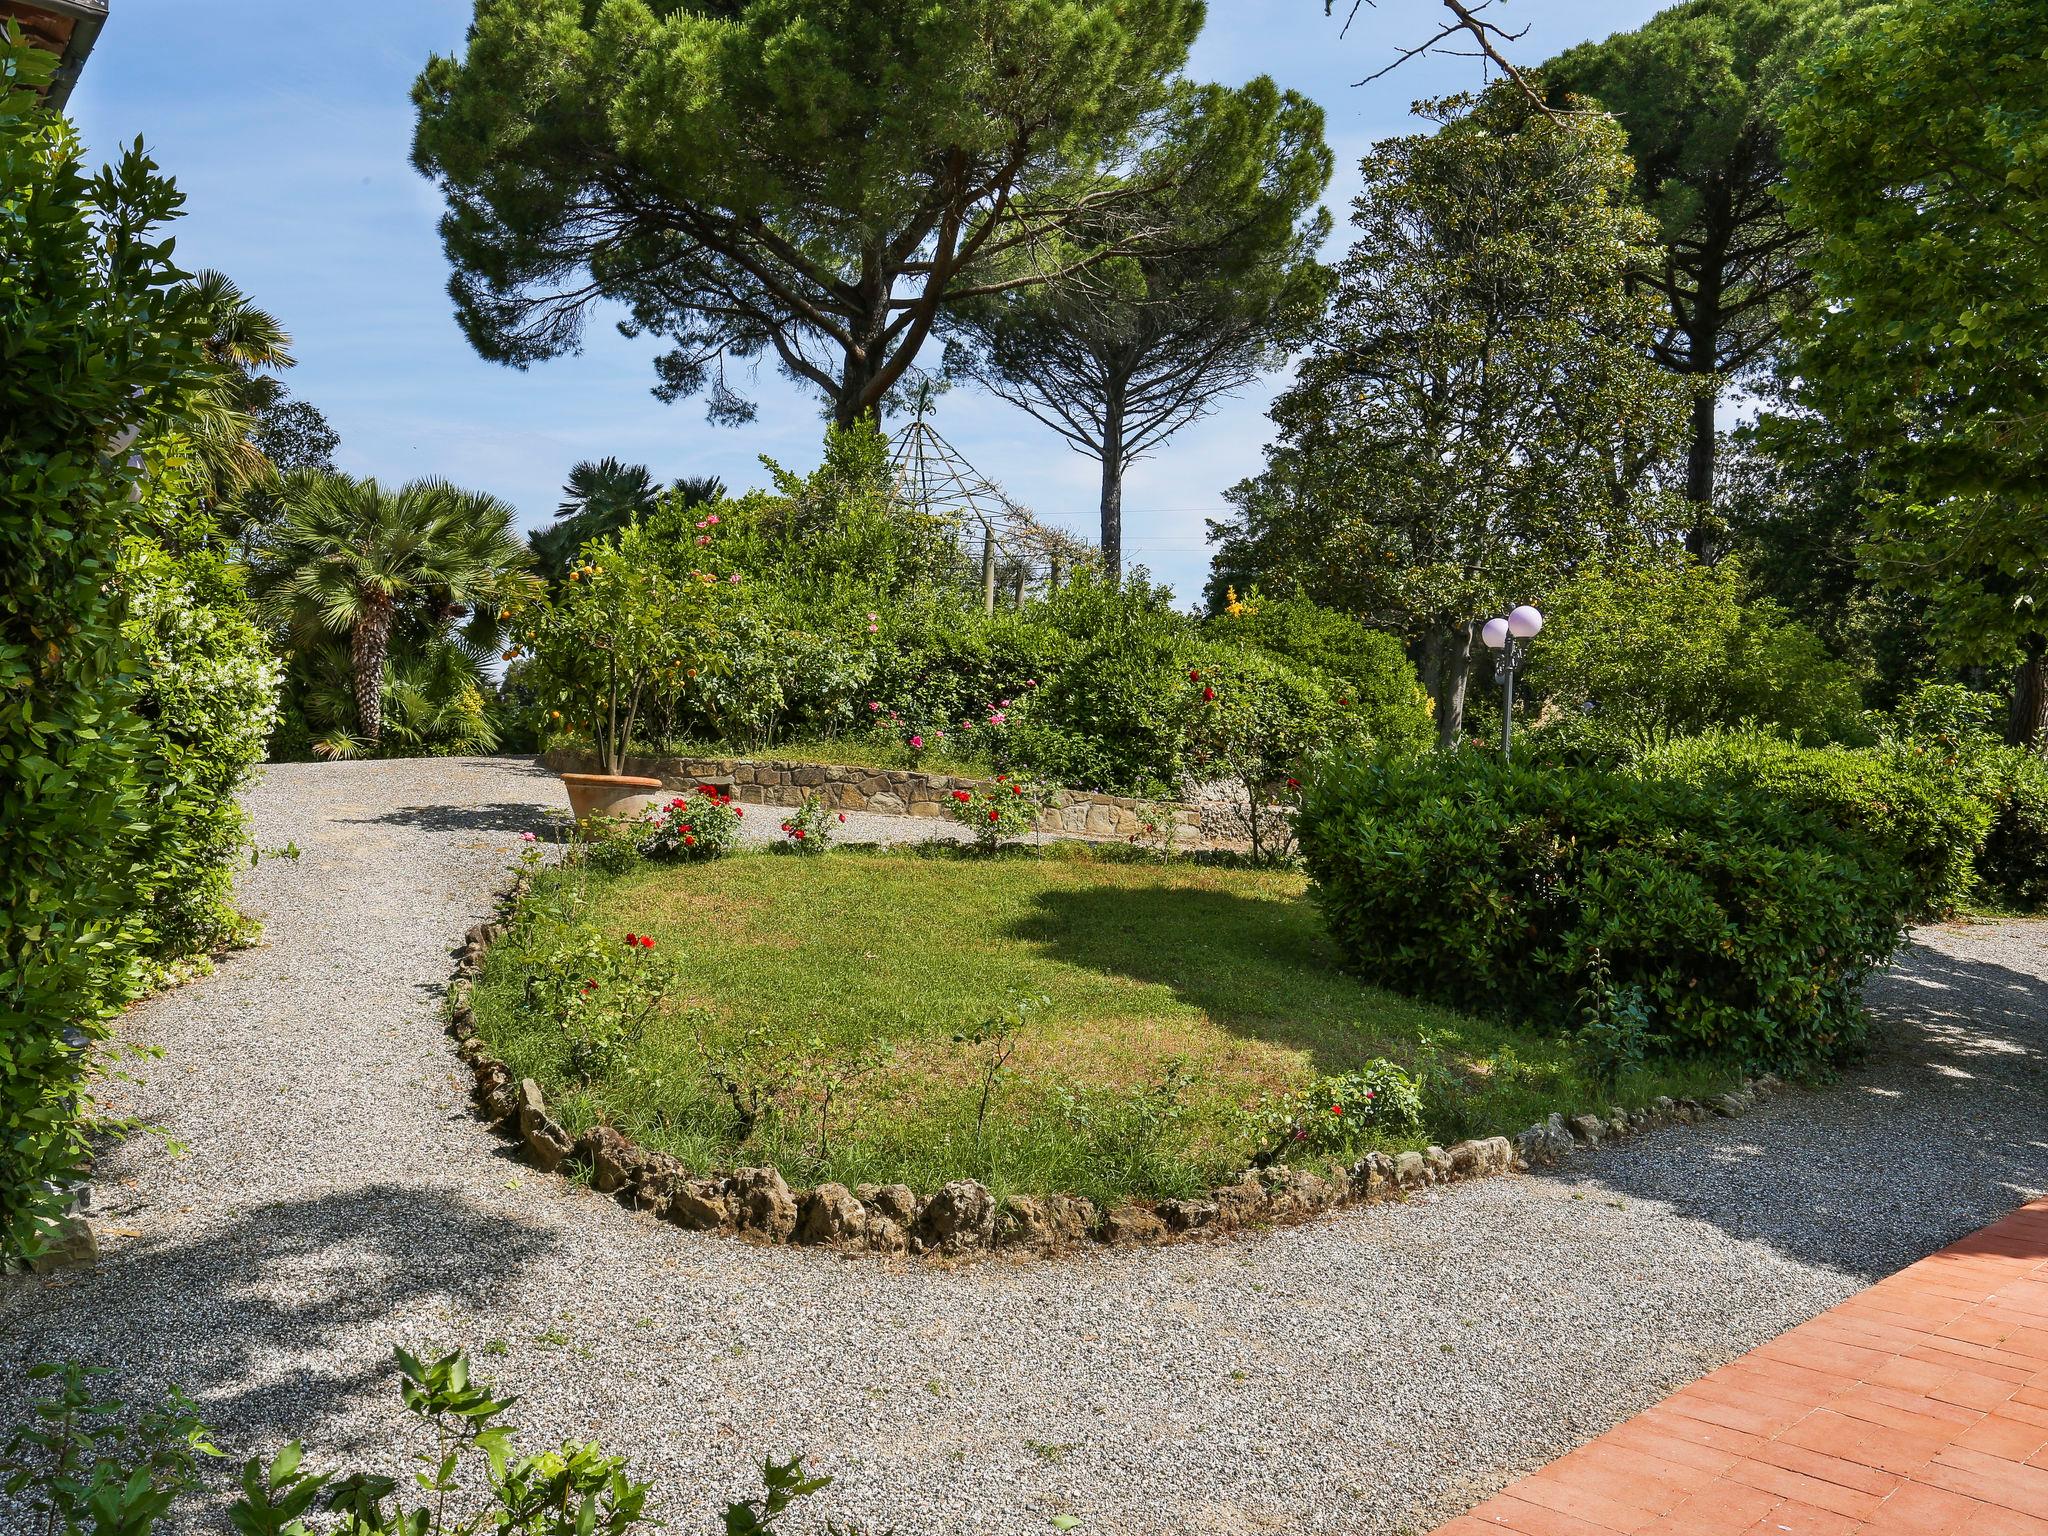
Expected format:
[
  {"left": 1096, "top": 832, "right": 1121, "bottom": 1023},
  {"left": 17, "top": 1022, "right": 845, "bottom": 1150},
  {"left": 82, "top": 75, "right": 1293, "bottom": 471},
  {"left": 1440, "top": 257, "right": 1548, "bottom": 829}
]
[{"left": 472, "top": 845, "right": 1738, "bottom": 1207}]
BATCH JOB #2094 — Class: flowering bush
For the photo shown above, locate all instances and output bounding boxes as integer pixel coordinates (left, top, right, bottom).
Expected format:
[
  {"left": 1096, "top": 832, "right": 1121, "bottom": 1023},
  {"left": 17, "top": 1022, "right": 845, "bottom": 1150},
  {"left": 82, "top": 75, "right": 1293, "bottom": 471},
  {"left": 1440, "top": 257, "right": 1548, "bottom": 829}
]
[
  {"left": 522, "top": 928, "right": 672, "bottom": 1084},
  {"left": 641, "top": 785, "right": 743, "bottom": 861},
  {"left": 946, "top": 774, "right": 1049, "bottom": 850},
  {"left": 1263, "top": 1061, "right": 1425, "bottom": 1159},
  {"left": 779, "top": 794, "right": 840, "bottom": 854}
]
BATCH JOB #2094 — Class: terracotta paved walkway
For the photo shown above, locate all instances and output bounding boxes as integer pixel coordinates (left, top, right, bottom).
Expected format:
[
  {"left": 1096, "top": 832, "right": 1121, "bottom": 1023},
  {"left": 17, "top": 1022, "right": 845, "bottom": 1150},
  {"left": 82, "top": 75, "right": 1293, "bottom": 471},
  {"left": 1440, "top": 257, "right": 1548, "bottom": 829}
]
[{"left": 1438, "top": 1197, "right": 2048, "bottom": 1536}]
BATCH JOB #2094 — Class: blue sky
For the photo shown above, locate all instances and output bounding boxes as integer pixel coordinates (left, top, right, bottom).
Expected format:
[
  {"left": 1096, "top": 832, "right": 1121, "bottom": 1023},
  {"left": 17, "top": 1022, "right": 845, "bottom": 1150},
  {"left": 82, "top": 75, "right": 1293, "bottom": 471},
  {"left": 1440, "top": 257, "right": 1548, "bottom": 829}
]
[{"left": 69, "top": 0, "right": 1669, "bottom": 602}]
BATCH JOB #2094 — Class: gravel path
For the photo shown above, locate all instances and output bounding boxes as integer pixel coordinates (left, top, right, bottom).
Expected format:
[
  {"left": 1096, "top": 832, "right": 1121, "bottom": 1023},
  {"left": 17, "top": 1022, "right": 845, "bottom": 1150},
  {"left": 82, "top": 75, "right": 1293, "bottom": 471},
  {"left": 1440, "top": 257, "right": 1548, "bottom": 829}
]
[{"left": 5, "top": 756, "right": 2045, "bottom": 1536}]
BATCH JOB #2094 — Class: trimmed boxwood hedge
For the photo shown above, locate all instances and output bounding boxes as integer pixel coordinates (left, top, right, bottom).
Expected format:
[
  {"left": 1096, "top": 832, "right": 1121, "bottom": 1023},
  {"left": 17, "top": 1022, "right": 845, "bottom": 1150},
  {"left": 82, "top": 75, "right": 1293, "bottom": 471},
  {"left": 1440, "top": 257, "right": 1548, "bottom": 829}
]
[{"left": 1296, "top": 751, "right": 1913, "bottom": 1072}]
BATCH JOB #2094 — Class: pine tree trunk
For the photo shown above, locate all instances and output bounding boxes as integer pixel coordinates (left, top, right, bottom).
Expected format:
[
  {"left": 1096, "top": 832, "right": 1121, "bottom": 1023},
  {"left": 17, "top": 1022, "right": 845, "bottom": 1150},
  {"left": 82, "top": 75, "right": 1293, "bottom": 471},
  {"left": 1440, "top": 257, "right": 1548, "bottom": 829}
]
[
  {"left": 351, "top": 604, "right": 393, "bottom": 744},
  {"left": 1683, "top": 384, "right": 1718, "bottom": 558},
  {"left": 1099, "top": 389, "right": 1125, "bottom": 577},
  {"left": 2010, "top": 635, "right": 2048, "bottom": 754}
]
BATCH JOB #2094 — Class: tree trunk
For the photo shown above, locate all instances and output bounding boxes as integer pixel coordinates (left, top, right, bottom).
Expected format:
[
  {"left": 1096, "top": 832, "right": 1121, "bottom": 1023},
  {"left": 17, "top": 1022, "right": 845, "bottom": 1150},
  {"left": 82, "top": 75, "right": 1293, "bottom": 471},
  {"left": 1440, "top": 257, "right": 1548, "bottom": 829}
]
[
  {"left": 1683, "top": 382, "right": 1717, "bottom": 558},
  {"left": 1099, "top": 387, "right": 1126, "bottom": 577},
  {"left": 980, "top": 523, "right": 997, "bottom": 616},
  {"left": 2010, "top": 635, "right": 2048, "bottom": 754},
  {"left": 1426, "top": 621, "right": 1474, "bottom": 750},
  {"left": 351, "top": 603, "right": 393, "bottom": 744}
]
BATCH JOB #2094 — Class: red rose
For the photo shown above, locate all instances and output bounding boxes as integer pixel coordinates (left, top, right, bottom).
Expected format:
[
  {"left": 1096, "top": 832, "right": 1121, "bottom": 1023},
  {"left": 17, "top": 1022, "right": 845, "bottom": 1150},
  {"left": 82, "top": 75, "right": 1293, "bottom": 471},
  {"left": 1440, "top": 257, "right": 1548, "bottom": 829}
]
[
  {"left": 838, "top": 813, "right": 846, "bottom": 822},
  {"left": 624, "top": 932, "right": 639, "bottom": 946},
  {"left": 1011, "top": 784, "right": 1022, "bottom": 795},
  {"left": 952, "top": 789, "right": 971, "bottom": 802},
  {"left": 1202, "top": 686, "right": 1217, "bottom": 702},
  {"left": 1330, "top": 1104, "right": 1343, "bottom": 1116},
  {"left": 684, "top": 834, "right": 696, "bottom": 846},
  {"left": 794, "top": 829, "right": 805, "bottom": 839},
  {"left": 987, "top": 809, "right": 999, "bottom": 822},
  {"left": 639, "top": 936, "right": 655, "bottom": 949}
]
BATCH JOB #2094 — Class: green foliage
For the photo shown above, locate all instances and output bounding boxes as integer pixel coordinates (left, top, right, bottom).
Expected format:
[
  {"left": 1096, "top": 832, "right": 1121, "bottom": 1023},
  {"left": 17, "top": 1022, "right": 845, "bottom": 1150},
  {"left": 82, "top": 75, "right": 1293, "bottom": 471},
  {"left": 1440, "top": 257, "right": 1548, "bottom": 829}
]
[
  {"left": 1262, "top": 1060, "right": 1424, "bottom": 1158},
  {"left": 519, "top": 926, "right": 672, "bottom": 1086},
  {"left": 640, "top": 786, "right": 743, "bottom": 863},
  {"left": 1, "top": 34, "right": 215, "bottom": 1260},
  {"left": 777, "top": 795, "right": 837, "bottom": 855},
  {"left": 1978, "top": 750, "right": 2048, "bottom": 912},
  {"left": 1296, "top": 751, "right": 1911, "bottom": 1072},
  {"left": 942, "top": 75, "right": 1332, "bottom": 568},
  {"left": 945, "top": 776, "right": 1050, "bottom": 851},
  {"left": 1573, "top": 948, "right": 1665, "bottom": 1097},
  {"left": 1213, "top": 82, "right": 1690, "bottom": 742},
  {"left": 1525, "top": 558, "right": 1870, "bottom": 746},
  {"left": 1640, "top": 730, "right": 1991, "bottom": 920},
  {"left": 517, "top": 522, "right": 726, "bottom": 776},
  {"left": 256, "top": 470, "right": 533, "bottom": 749},
  {"left": 1778, "top": 0, "right": 2048, "bottom": 720},
  {"left": 0, "top": 1361, "right": 220, "bottom": 1535},
  {"left": 123, "top": 442, "right": 281, "bottom": 966},
  {"left": 411, "top": 0, "right": 1204, "bottom": 427},
  {"left": 1541, "top": 0, "right": 1855, "bottom": 521}
]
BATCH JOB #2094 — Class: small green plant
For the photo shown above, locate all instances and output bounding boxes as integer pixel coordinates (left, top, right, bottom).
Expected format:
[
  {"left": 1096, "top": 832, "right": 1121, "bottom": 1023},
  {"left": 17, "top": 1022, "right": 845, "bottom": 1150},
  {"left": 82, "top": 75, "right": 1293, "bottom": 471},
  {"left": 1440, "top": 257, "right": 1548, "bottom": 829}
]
[
  {"left": 778, "top": 794, "right": 840, "bottom": 854},
  {"left": 946, "top": 774, "right": 1048, "bottom": 850},
  {"left": 576, "top": 814, "right": 646, "bottom": 875},
  {"left": 0, "top": 1361, "right": 220, "bottom": 1535},
  {"left": 641, "top": 785, "right": 743, "bottom": 861},
  {"left": 522, "top": 929, "right": 673, "bottom": 1084},
  {"left": 953, "top": 994, "right": 1046, "bottom": 1144},
  {"left": 1573, "top": 948, "right": 1663, "bottom": 1095},
  {"left": 1260, "top": 1059, "right": 1424, "bottom": 1160}
]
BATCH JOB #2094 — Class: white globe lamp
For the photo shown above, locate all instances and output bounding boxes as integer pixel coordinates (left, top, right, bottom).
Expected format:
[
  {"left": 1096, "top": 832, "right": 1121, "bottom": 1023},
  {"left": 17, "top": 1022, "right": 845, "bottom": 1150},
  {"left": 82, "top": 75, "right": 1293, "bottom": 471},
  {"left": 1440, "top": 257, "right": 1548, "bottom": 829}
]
[
  {"left": 1507, "top": 604, "right": 1544, "bottom": 640},
  {"left": 1480, "top": 617, "right": 1511, "bottom": 651}
]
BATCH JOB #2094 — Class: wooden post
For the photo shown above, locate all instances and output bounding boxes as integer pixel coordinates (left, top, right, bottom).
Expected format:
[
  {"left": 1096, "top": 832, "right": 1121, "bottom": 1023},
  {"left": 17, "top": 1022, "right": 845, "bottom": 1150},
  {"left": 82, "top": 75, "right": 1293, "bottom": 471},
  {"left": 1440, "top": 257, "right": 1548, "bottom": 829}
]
[
  {"left": 1012, "top": 565, "right": 1026, "bottom": 608},
  {"left": 980, "top": 524, "right": 996, "bottom": 616}
]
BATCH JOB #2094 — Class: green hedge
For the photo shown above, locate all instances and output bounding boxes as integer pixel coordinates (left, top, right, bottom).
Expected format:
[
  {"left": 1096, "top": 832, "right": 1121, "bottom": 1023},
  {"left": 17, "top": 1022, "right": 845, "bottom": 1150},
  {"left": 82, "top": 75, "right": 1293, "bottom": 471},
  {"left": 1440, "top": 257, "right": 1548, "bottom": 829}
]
[
  {"left": 1296, "top": 752, "right": 1911, "bottom": 1071},
  {"left": 1, "top": 50, "right": 212, "bottom": 1259},
  {"left": 1639, "top": 730, "right": 1990, "bottom": 920}
]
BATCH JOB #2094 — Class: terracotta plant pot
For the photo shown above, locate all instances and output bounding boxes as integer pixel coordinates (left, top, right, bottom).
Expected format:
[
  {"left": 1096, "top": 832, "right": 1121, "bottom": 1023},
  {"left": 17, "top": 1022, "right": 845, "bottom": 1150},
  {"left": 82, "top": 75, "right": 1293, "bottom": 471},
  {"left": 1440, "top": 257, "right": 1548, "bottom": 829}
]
[{"left": 560, "top": 771, "right": 665, "bottom": 824}]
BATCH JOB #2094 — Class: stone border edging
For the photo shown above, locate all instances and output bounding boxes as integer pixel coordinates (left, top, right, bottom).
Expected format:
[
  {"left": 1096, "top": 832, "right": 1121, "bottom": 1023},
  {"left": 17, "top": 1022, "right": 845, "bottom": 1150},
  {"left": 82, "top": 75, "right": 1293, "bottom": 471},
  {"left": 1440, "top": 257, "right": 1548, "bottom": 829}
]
[
  {"left": 538, "top": 748, "right": 1205, "bottom": 846},
  {"left": 444, "top": 870, "right": 1787, "bottom": 1260}
]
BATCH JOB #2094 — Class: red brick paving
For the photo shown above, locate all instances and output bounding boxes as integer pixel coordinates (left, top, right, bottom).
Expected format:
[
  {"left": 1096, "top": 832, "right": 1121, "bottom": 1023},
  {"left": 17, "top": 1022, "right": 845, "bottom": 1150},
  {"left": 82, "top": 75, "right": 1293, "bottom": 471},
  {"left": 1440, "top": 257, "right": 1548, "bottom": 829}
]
[{"left": 1432, "top": 1198, "right": 2048, "bottom": 1536}]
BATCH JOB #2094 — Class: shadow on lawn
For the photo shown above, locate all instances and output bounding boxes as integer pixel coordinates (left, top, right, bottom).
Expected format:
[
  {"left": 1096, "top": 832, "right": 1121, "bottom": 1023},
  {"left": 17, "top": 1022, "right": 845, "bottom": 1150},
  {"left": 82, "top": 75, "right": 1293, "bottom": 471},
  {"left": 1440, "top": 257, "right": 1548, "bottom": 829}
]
[
  {"left": 0, "top": 1183, "right": 556, "bottom": 1454},
  {"left": 1542, "top": 934, "right": 2048, "bottom": 1279},
  {"left": 1006, "top": 881, "right": 1439, "bottom": 1073}
]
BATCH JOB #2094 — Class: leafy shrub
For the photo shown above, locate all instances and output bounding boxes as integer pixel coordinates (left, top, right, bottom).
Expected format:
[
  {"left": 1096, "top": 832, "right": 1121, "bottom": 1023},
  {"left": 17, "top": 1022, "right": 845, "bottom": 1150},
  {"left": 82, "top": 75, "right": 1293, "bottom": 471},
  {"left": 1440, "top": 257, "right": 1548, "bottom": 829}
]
[
  {"left": 1262, "top": 1059, "right": 1424, "bottom": 1158},
  {"left": 946, "top": 775, "right": 1049, "bottom": 850},
  {"left": 777, "top": 794, "right": 839, "bottom": 853},
  {"left": 3, "top": 1347, "right": 834, "bottom": 1536},
  {"left": 123, "top": 452, "right": 281, "bottom": 968},
  {"left": 1640, "top": 729, "right": 1990, "bottom": 919},
  {"left": 2, "top": 45, "right": 214, "bottom": 1261},
  {"left": 640, "top": 786, "right": 743, "bottom": 861},
  {"left": 1526, "top": 558, "right": 1872, "bottom": 746},
  {"left": 578, "top": 815, "right": 648, "bottom": 876},
  {"left": 1977, "top": 748, "right": 2048, "bottom": 911},
  {"left": 521, "top": 928, "right": 670, "bottom": 1084},
  {"left": 1573, "top": 948, "right": 1662, "bottom": 1095},
  {"left": 1296, "top": 751, "right": 1911, "bottom": 1071},
  {"left": 1210, "top": 591, "right": 1426, "bottom": 711}
]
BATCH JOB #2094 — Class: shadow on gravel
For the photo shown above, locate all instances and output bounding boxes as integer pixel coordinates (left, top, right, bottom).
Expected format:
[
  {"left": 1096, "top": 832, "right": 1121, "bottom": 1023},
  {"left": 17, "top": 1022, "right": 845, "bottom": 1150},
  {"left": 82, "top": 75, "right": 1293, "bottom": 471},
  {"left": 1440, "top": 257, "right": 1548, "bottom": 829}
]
[
  {"left": 342, "top": 802, "right": 567, "bottom": 835},
  {"left": 1548, "top": 940, "right": 2048, "bottom": 1281},
  {"left": 0, "top": 1184, "right": 554, "bottom": 1449}
]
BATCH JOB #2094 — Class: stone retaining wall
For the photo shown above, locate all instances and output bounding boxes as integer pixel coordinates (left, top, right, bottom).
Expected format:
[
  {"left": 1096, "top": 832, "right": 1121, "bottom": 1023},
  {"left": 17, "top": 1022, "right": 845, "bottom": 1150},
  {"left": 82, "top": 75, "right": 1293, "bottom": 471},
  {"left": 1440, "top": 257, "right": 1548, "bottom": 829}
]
[{"left": 539, "top": 748, "right": 1204, "bottom": 844}]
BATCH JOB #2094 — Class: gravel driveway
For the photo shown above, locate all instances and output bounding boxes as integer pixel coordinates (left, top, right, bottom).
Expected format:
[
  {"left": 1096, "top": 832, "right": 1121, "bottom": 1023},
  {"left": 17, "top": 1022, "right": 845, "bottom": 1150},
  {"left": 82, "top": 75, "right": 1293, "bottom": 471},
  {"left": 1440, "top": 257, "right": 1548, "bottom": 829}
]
[{"left": 5, "top": 756, "right": 2044, "bottom": 1535}]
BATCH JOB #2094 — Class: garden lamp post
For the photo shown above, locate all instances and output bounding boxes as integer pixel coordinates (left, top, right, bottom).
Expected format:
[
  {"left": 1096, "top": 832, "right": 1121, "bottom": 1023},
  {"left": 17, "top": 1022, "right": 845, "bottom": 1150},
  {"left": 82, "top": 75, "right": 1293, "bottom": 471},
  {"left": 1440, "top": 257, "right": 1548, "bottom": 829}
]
[{"left": 1480, "top": 604, "right": 1544, "bottom": 760}]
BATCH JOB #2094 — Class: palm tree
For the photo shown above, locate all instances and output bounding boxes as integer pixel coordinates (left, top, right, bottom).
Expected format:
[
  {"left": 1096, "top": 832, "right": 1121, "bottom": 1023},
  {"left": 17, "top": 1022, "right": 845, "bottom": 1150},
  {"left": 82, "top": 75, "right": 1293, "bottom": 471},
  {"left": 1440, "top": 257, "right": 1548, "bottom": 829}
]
[
  {"left": 530, "top": 459, "right": 726, "bottom": 579},
  {"left": 177, "top": 269, "right": 296, "bottom": 498},
  {"left": 258, "top": 472, "right": 534, "bottom": 744}
]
